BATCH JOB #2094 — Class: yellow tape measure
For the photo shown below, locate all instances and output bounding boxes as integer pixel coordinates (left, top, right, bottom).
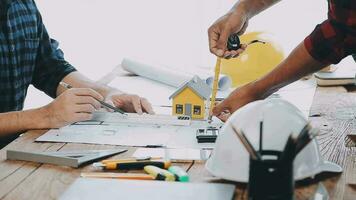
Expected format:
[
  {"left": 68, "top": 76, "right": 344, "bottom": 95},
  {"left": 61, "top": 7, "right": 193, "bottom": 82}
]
[{"left": 208, "top": 57, "right": 222, "bottom": 122}]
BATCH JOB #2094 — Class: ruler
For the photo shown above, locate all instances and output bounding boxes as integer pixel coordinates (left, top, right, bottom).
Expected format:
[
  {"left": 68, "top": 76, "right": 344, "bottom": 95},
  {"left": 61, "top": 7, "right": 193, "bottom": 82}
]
[
  {"left": 208, "top": 57, "right": 222, "bottom": 122},
  {"left": 87, "top": 112, "right": 191, "bottom": 126}
]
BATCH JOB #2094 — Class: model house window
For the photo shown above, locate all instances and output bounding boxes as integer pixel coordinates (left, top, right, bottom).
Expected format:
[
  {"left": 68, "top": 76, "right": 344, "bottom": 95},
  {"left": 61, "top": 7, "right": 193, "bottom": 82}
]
[
  {"left": 176, "top": 104, "right": 183, "bottom": 114},
  {"left": 193, "top": 105, "right": 201, "bottom": 115}
]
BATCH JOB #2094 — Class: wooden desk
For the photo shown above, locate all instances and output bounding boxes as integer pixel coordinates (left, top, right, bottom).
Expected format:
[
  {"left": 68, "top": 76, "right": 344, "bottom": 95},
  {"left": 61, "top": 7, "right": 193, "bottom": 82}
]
[{"left": 1, "top": 86, "right": 356, "bottom": 200}]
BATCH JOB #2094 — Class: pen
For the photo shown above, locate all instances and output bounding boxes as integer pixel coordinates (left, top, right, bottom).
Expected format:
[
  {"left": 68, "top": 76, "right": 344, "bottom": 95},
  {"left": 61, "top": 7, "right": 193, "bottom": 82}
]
[
  {"left": 279, "top": 133, "right": 298, "bottom": 164},
  {"left": 101, "top": 157, "right": 162, "bottom": 164},
  {"left": 93, "top": 160, "right": 171, "bottom": 170},
  {"left": 296, "top": 123, "right": 312, "bottom": 143},
  {"left": 80, "top": 172, "right": 155, "bottom": 180},
  {"left": 259, "top": 120, "right": 263, "bottom": 153},
  {"left": 144, "top": 165, "right": 176, "bottom": 181},
  {"left": 59, "top": 82, "right": 126, "bottom": 115},
  {"left": 231, "top": 125, "right": 261, "bottom": 160},
  {"left": 295, "top": 127, "right": 319, "bottom": 154},
  {"left": 145, "top": 144, "right": 165, "bottom": 148}
]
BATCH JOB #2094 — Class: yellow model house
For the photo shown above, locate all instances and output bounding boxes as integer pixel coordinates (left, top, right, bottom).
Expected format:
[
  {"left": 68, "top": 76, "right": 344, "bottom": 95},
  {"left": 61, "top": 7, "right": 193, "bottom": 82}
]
[{"left": 169, "top": 76, "right": 211, "bottom": 120}]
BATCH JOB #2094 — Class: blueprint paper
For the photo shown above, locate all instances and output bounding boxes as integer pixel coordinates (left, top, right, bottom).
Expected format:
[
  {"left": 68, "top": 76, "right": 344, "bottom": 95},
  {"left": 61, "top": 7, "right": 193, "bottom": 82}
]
[
  {"left": 121, "top": 58, "right": 232, "bottom": 91},
  {"left": 36, "top": 76, "right": 316, "bottom": 147},
  {"left": 36, "top": 115, "right": 221, "bottom": 149},
  {"left": 37, "top": 125, "right": 172, "bottom": 147}
]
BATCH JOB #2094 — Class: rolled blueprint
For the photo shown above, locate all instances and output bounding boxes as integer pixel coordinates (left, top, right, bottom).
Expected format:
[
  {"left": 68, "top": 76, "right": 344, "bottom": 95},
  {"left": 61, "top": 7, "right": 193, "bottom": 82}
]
[{"left": 121, "top": 58, "right": 232, "bottom": 91}]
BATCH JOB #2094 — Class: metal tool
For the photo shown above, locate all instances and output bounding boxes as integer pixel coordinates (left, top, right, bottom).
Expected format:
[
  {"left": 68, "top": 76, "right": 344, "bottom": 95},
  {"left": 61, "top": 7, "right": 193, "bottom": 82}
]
[
  {"left": 207, "top": 33, "right": 265, "bottom": 122},
  {"left": 7, "top": 149, "right": 127, "bottom": 168}
]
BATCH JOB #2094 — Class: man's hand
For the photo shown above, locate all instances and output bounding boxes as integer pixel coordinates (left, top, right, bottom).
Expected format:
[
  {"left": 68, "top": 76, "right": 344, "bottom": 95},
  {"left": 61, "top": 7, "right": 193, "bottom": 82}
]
[
  {"left": 213, "top": 83, "right": 260, "bottom": 122},
  {"left": 106, "top": 93, "right": 154, "bottom": 115},
  {"left": 43, "top": 88, "right": 103, "bottom": 128},
  {"left": 208, "top": 9, "right": 249, "bottom": 58}
]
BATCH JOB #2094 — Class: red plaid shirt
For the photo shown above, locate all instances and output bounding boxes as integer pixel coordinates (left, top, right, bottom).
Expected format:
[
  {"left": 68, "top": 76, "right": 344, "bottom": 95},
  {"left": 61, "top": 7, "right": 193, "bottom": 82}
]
[{"left": 304, "top": 0, "right": 355, "bottom": 64}]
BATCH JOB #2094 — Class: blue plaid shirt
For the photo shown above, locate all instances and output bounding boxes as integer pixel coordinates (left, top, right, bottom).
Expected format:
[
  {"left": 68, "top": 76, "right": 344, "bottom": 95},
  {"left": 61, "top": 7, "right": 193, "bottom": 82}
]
[{"left": 0, "top": 0, "right": 76, "bottom": 113}]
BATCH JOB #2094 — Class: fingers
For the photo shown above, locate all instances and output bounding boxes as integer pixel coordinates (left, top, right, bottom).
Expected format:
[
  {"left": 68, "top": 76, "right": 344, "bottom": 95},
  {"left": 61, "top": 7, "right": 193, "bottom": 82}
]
[
  {"left": 217, "top": 112, "right": 231, "bottom": 122},
  {"left": 75, "top": 96, "right": 101, "bottom": 110},
  {"left": 209, "top": 25, "right": 247, "bottom": 59},
  {"left": 237, "top": 21, "right": 249, "bottom": 35},
  {"left": 110, "top": 94, "right": 154, "bottom": 114},
  {"left": 212, "top": 100, "right": 230, "bottom": 117},
  {"left": 75, "top": 113, "right": 93, "bottom": 121},
  {"left": 215, "top": 26, "right": 231, "bottom": 57},
  {"left": 208, "top": 11, "right": 249, "bottom": 58},
  {"left": 112, "top": 98, "right": 125, "bottom": 108},
  {"left": 73, "top": 88, "right": 104, "bottom": 101},
  {"left": 208, "top": 26, "right": 223, "bottom": 57},
  {"left": 75, "top": 104, "right": 96, "bottom": 113},
  {"left": 213, "top": 101, "right": 232, "bottom": 122},
  {"left": 231, "top": 47, "right": 246, "bottom": 58},
  {"left": 141, "top": 98, "right": 155, "bottom": 114},
  {"left": 131, "top": 95, "right": 143, "bottom": 114},
  {"left": 103, "top": 100, "right": 115, "bottom": 112}
]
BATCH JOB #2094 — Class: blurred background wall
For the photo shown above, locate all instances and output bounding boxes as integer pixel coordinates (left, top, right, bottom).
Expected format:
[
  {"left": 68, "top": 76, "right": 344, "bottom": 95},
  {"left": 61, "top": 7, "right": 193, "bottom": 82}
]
[{"left": 25, "top": 0, "right": 327, "bottom": 109}]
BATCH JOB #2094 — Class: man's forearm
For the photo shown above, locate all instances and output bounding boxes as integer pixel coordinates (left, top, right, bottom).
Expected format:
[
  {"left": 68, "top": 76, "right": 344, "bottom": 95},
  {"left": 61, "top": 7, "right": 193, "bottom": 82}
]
[
  {"left": 232, "top": 0, "right": 281, "bottom": 19},
  {"left": 252, "top": 42, "right": 326, "bottom": 99},
  {"left": 0, "top": 108, "right": 49, "bottom": 137},
  {"left": 56, "top": 72, "right": 121, "bottom": 98}
]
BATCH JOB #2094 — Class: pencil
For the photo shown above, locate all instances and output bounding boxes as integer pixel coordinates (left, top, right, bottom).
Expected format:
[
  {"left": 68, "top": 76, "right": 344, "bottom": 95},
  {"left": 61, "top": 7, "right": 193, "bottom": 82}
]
[
  {"left": 259, "top": 121, "right": 263, "bottom": 153},
  {"left": 295, "top": 128, "right": 319, "bottom": 154},
  {"left": 101, "top": 157, "right": 162, "bottom": 164},
  {"left": 80, "top": 172, "right": 155, "bottom": 180},
  {"left": 231, "top": 125, "right": 261, "bottom": 160},
  {"left": 279, "top": 133, "right": 298, "bottom": 163},
  {"left": 59, "top": 82, "right": 126, "bottom": 115}
]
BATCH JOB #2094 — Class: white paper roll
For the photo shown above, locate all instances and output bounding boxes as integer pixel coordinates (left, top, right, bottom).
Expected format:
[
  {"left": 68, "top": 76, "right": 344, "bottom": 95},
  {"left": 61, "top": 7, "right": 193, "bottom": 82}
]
[{"left": 121, "top": 58, "right": 231, "bottom": 91}]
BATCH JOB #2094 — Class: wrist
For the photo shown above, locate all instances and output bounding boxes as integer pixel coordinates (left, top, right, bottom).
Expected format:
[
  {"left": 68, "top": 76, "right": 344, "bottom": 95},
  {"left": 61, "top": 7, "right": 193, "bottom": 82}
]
[
  {"left": 231, "top": 1, "right": 252, "bottom": 19},
  {"left": 19, "top": 107, "right": 51, "bottom": 130}
]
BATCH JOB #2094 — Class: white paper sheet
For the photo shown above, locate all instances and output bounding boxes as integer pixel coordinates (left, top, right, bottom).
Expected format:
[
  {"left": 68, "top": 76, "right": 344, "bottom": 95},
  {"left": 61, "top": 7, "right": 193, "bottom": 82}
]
[
  {"left": 121, "top": 58, "right": 232, "bottom": 91},
  {"left": 36, "top": 117, "right": 221, "bottom": 149},
  {"left": 37, "top": 75, "right": 316, "bottom": 148}
]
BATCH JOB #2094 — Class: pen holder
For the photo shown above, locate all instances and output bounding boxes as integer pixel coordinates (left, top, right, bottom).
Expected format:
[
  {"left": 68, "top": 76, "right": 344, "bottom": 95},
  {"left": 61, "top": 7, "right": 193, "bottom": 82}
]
[{"left": 248, "top": 150, "right": 294, "bottom": 200}]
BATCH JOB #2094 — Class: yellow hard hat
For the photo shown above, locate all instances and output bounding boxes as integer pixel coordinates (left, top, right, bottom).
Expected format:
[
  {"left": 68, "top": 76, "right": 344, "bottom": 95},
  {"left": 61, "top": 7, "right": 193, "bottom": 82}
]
[{"left": 221, "top": 32, "right": 285, "bottom": 87}]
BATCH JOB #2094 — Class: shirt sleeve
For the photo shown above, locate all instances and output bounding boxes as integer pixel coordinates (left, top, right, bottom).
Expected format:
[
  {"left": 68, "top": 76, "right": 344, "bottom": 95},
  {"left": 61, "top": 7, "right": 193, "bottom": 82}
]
[
  {"left": 31, "top": 10, "right": 76, "bottom": 98},
  {"left": 304, "top": 19, "right": 351, "bottom": 65}
]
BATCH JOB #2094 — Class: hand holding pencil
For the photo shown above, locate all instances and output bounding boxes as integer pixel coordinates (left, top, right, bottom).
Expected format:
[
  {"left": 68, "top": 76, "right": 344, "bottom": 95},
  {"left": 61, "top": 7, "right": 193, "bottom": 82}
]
[{"left": 42, "top": 85, "right": 105, "bottom": 128}]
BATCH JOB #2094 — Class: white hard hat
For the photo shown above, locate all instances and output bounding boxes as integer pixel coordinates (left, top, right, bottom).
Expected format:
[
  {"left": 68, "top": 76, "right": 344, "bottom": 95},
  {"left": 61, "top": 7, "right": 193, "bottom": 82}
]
[{"left": 206, "top": 98, "right": 342, "bottom": 182}]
